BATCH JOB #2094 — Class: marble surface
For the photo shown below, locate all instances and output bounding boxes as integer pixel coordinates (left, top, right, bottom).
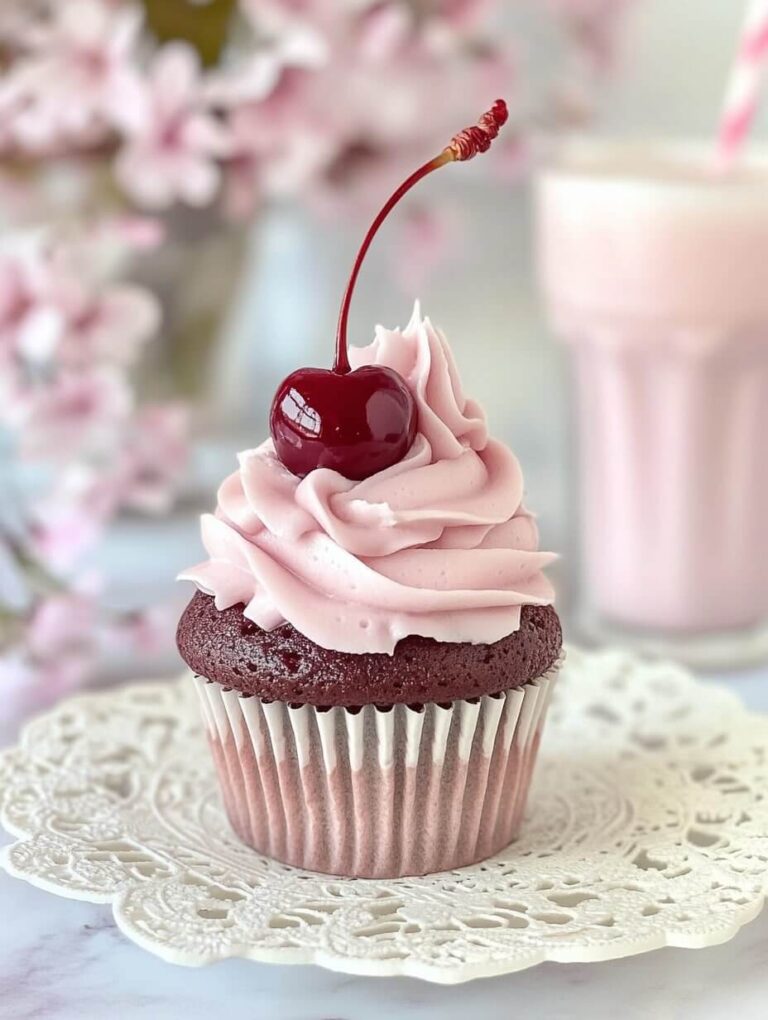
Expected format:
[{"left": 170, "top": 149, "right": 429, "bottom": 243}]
[{"left": 2, "top": 663, "right": 767, "bottom": 1020}]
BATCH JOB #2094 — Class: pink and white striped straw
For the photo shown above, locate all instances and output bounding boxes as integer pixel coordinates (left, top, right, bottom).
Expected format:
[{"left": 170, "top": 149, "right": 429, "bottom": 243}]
[{"left": 718, "top": 1, "right": 768, "bottom": 164}]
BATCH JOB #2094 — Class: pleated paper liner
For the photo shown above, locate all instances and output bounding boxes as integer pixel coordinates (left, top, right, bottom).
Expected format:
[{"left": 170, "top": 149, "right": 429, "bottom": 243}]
[{"left": 194, "top": 660, "right": 560, "bottom": 879}]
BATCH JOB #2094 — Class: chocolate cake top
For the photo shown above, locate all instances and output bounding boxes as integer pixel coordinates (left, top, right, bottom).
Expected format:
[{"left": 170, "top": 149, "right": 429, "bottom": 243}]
[{"left": 177, "top": 591, "right": 562, "bottom": 708}]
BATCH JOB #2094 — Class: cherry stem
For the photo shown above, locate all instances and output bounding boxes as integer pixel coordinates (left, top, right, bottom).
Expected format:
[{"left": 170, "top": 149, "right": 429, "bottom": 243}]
[
  {"left": 334, "top": 152, "right": 449, "bottom": 374},
  {"left": 333, "top": 99, "right": 508, "bottom": 375}
]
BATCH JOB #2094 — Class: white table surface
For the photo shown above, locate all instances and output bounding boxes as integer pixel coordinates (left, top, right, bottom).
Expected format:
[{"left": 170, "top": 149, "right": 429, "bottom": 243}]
[{"left": 2, "top": 662, "right": 767, "bottom": 1020}]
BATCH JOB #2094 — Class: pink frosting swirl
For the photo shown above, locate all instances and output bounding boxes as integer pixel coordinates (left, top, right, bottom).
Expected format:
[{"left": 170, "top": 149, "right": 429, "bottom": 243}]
[{"left": 180, "top": 305, "right": 555, "bottom": 654}]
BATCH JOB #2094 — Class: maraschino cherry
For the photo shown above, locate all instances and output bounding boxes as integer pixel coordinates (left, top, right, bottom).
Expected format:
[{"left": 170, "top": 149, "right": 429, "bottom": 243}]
[{"left": 270, "top": 99, "right": 509, "bottom": 481}]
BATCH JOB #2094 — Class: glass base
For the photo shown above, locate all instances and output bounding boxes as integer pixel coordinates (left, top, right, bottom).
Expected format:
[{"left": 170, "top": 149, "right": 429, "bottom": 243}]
[{"left": 576, "top": 609, "right": 768, "bottom": 672}]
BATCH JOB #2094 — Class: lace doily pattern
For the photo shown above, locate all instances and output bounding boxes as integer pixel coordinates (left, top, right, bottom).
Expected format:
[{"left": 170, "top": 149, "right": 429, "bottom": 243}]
[{"left": 2, "top": 648, "right": 767, "bottom": 983}]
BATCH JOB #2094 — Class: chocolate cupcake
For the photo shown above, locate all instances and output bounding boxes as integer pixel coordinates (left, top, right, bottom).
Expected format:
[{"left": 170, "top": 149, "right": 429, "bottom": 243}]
[{"left": 178, "top": 306, "right": 562, "bottom": 878}]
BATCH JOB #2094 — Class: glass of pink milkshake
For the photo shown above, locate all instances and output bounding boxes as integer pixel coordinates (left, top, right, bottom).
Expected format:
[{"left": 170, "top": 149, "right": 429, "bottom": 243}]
[{"left": 537, "top": 141, "right": 768, "bottom": 666}]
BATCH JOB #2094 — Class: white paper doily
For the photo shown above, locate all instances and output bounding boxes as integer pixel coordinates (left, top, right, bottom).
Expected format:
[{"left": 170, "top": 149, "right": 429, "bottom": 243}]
[{"left": 2, "top": 647, "right": 768, "bottom": 984}]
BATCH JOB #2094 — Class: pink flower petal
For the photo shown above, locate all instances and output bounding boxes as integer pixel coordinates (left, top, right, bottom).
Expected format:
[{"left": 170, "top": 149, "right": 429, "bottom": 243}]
[{"left": 152, "top": 42, "right": 201, "bottom": 120}]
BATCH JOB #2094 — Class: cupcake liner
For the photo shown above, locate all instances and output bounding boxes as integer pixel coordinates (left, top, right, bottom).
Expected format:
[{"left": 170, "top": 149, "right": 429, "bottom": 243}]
[{"left": 193, "top": 661, "right": 560, "bottom": 879}]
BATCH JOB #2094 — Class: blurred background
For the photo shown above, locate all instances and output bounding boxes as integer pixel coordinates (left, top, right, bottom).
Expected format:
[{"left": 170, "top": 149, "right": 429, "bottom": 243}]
[{"left": 0, "top": 1, "right": 763, "bottom": 738}]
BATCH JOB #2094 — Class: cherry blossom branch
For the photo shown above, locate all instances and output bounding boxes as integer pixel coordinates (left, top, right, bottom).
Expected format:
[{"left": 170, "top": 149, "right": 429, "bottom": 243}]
[
  {"left": 0, "top": 225, "right": 189, "bottom": 710},
  {"left": 0, "top": 1, "right": 636, "bottom": 215}
]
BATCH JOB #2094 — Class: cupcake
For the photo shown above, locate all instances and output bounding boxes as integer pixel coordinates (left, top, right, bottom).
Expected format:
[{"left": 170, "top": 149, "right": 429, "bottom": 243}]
[{"left": 177, "top": 102, "right": 563, "bottom": 878}]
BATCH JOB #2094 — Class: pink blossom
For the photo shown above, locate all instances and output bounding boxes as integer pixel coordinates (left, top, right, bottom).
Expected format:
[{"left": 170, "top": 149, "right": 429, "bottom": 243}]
[
  {"left": 206, "top": 23, "right": 327, "bottom": 109},
  {"left": 223, "top": 80, "right": 337, "bottom": 215},
  {"left": 15, "top": 366, "right": 133, "bottom": 460},
  {"left": 1, "top": 647, "right": 92, "bottom": 725},
  {"left": 115, "top": 43, "right": 230, "bottom": 209},
  {"left": 1, "top": 0, "right": 143, "bottom": 151},
  {"left": 112, "top": 403, "right": 189, "bottom": 514},
  {"left": 27, "top": 592, "right": 96, "bottom": 658},
  {"left": 354, "top": 4, "right": 413, "bottom": 63},
  {"left": 27, "top": 401, "right": 189, "bottom": 562},
  {"left": 0, "top": 241, "right": 135, "bottom": 367},
  {"left": 29, "top": 498, "right": 107, "bottom": 573},
  {"left": 1, "top": 591, "right": 97, "bottom": 728},
  {"left": 241, "top": 0, "right": 342, "bottom": 38},
  {"left": 210, "top": 23, "right": 333, "bottom": 217},
  {"left": 56, "top": 280, "right": 160, "bottom": 366},
  {"left": 0, "top": 252, "right": 63, "bottom": 363}
]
